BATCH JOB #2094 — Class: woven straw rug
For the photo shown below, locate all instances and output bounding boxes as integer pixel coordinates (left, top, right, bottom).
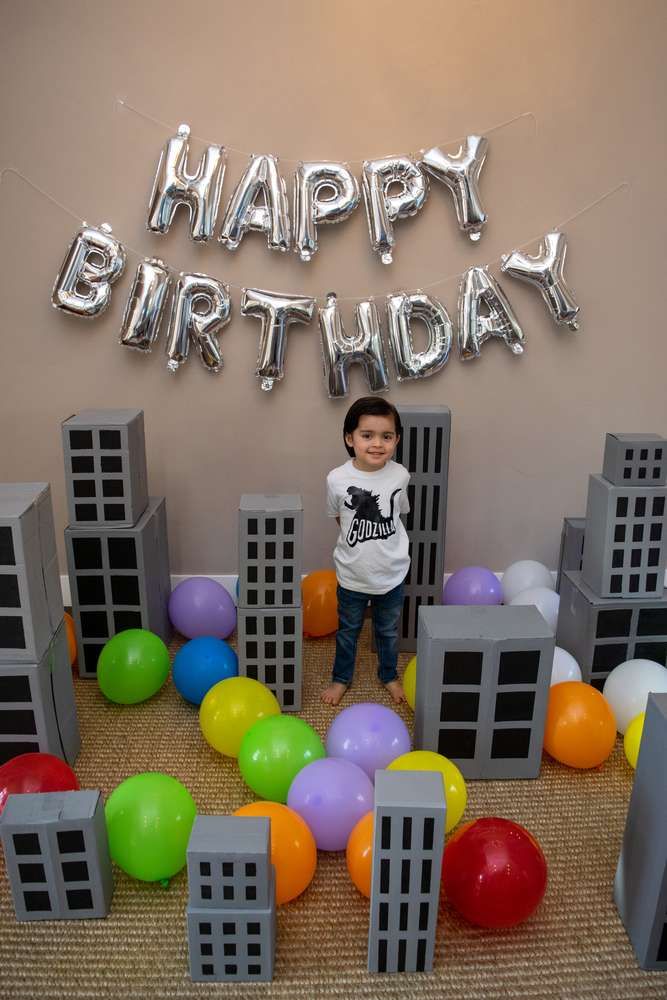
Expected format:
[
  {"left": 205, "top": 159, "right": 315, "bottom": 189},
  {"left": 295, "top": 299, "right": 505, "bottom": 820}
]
[{"left": 1, "top": 623, "right": 664, "bottom": 999}]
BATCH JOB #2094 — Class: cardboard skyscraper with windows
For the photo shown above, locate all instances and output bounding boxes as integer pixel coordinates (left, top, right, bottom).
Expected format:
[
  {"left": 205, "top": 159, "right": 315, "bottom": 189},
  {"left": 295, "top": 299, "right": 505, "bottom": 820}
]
[
  {"left": 556, "top": 433, "right": 667, "bottom": 684},
  {"left": 0, "top": 483, "right": 80, "bottom": 766},
  {"left": 186, "top": 815, "right": 276, "bottom": 983},
  {"left": 613, "top": 692, "right": 667, "bottom": 970},
  {"left": 62, "top": 410, "right": 171, "bottom": 678},
  {"left": 414, "top": 605, "right": 554, "bottom": 780},
  {"left": 0, "top": 790, "right": 113, "bottom": 921},
  {"left": 237, "top": 495, "right": 303, "bottom": 710},
  {"left": 393, "top": 406, "right": 451, "bottom": 652},
  {"left": 368, "top": 769, "right": 446, "bottom": 974}
]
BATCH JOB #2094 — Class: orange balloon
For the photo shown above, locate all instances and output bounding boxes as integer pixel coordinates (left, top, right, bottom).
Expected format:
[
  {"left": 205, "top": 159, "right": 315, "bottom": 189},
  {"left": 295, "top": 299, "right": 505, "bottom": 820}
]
[
  {"left": 543, "top": 681, "right": 617, "bottom": 768},
  {"left": 301, "top": 569, "right": 338, "bottom": 637},
  {"left": 64, "top": 612, "right": 77, "bottom": 667},
  {"left": 234, "top": 801, "right": 317, "bottom": 905},
  {"left": 346, "top": 811, "right": 373, "bottom": 897}
]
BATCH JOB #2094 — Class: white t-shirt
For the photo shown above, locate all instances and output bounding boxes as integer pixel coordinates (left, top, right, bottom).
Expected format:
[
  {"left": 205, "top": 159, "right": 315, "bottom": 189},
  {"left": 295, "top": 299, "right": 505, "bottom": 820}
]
[{"left": 326, "top": 459, "right": 411, "bottom": 594}]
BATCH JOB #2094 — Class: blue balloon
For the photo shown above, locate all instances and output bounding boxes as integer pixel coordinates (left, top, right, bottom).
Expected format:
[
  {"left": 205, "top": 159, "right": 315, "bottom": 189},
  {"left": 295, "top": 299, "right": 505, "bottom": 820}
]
[{"left": 172, "top": 637, "right": 238, "bottom": 705}]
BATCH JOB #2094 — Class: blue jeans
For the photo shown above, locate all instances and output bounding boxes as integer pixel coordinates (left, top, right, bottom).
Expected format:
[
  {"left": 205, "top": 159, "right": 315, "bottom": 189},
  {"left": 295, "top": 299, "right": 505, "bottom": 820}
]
[{"left": 332, "top": 582, "right": 404, "bottom": 686}]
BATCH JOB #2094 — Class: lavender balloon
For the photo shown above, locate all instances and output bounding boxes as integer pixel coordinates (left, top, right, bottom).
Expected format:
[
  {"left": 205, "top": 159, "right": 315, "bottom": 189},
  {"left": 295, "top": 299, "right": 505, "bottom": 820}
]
[
  {"left": 325, "top": 702, "right": 411, "bottom": 781},
  {"left": 287, "top": 758, "right": 374, "bottom": 851},
  {"left": 443, "top": 566, "right": 502, "bottom": 606},
  {"left": 168, "top": 577, "right": 237, "bottom": 639}
]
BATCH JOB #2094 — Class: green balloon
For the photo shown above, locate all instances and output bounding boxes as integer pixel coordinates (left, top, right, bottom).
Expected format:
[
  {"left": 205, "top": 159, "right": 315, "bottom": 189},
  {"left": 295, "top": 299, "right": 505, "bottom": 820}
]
[
  {"left": 238, "top": 715, "right": 326, "bottom": 803},
  {"left": 105, "top": 772, "right": 196, "bottom": 882},
  {"left": 97, "top": 629, "right": 170, "bottom": 704}
]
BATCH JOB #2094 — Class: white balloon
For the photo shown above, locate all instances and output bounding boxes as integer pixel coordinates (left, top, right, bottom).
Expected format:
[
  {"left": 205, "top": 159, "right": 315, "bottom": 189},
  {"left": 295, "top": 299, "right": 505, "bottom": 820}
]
[
  {"left": 502, "top": 560, "right": 554, "bottom": 604},
  {"left": 510, "top": 586, "right": 560, "bottom": 632},
  {"left": 550, "top": 647, "right": 582, "bottom": 686},
  {"left": 602, "top": 659, "right": 667, "bottom": 734}
]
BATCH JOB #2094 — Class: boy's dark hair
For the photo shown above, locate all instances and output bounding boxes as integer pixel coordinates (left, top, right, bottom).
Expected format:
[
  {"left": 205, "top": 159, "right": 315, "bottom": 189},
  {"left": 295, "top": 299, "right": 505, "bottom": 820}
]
[{"left": 343, "top": 396, "right": 403, "bottom": 457}]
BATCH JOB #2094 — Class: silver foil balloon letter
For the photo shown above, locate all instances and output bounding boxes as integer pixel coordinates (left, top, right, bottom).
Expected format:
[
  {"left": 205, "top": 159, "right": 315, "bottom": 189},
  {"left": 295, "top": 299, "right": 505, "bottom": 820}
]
[
  {"left": 362, "top": 156, "right": 428, "bottom": 264},
  {"left": 240, "top": 288, "right": 315, "bottom": 391},
  {"left": 458, "top": 267, "right": 525, "bottom": 360},
  {"left": 293, "top": 161, "right": 360, "bottom": 261},
  {"left": 219, "top": 154, "right": 291, "bottom": 252},
  {"left": 146, "top": 124, "right": 226, "bottom": 242},
  {"left": 119, "top": 258, "right": 171, "bottom": 352},
  {"left": 318, "top": 293, "right": 390, "bottom": 398},
  {"left": 52, "top": 223, "right": 126, "bottom": 318},
  {"left": 421, "top": 135, "right": 488, "bottom": 241},
  {"left": 165, "top": 272, "right": 231, "bottom": 374},
  {"left": 386, "top": 292, "right": 453, "bottom": 380},
  {"left": 500, "top": 231, "right": 580, "bottom": 330}
]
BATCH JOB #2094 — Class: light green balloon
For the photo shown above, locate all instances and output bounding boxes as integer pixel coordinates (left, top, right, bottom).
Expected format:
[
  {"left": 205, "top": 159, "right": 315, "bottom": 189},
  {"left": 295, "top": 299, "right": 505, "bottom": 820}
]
[
  {"left": 97, "top": 629, "right": 170, "bottom": 704},
  {"left": 105, "top": 772, "right": 196, "bottom": 882},
  {"left": 238, "top": 714, "right": 326, "bottom": 802}
]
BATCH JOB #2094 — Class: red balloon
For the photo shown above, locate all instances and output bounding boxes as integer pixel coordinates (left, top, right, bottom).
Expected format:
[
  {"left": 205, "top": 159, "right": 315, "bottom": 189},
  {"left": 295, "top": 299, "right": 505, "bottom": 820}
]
[
  {"left": 442, "top": 817, "right": 547, "bottom": 928},
  {"left": 0, "top": 753, "right": 79, "bottom": 816}
]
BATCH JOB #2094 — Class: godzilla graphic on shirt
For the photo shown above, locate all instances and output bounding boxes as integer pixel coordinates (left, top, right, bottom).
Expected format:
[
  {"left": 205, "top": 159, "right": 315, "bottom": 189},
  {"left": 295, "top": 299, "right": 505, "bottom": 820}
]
[{"left": 344, "top": 486, "right": 402, "bottom": 546}]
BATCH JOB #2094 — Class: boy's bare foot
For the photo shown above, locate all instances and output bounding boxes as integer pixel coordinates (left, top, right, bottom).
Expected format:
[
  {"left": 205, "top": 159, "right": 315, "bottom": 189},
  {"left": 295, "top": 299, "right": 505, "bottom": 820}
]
[
  {"left": 385, "top": 679, "right": 406, "bottom": 704},
  {"left": 321, "top": 681, "right": 348, "bottom": 706}
]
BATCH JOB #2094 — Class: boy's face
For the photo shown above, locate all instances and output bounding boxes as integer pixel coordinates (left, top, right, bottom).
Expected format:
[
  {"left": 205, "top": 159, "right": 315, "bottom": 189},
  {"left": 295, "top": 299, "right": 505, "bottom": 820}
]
[{"left": 345, "top": 414, "right": 400, "bottom": 472}]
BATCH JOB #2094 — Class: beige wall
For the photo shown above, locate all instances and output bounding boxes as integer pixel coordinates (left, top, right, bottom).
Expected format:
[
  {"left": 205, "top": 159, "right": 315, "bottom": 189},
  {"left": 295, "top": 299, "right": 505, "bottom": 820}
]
[{"left": 1, "top": 0, "right": 665, "bottom": 578}]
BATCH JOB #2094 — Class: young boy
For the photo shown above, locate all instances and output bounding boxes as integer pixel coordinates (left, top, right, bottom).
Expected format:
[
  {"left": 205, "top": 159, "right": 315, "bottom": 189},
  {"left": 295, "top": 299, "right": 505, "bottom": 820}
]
[{"left": 322, "top": 396, "right": 410, "bottom": 706}]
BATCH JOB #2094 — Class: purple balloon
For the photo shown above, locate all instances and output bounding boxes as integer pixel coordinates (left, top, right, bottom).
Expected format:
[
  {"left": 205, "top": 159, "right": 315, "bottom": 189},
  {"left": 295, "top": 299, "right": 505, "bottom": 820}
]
[
  {"left": 168, "top": 577, "right": 237, "bottom": 639},
  {"left": 443, "top": 566, "right": 502, "bottom": 606},
  {"left": 287, "top": 758, "right": 374, "bottom": 851},
  {"left": 325, "top": 703, "right": 411, "bottom": 781}
]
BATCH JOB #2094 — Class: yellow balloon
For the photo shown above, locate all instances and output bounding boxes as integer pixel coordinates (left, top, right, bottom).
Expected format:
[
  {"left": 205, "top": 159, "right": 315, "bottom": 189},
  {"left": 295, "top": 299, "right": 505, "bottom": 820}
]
[
  {"left": 403, "top": 656, "right": 416, "bottom": 710},
  {"left": 200, "top": 677, "right": 280, "bottom": 758},
  {"left": 623, "top": 711, "right": 645, "bottom": 769},
  {"left": 388, "top": 750, "right": 467, "bottom": 833}
]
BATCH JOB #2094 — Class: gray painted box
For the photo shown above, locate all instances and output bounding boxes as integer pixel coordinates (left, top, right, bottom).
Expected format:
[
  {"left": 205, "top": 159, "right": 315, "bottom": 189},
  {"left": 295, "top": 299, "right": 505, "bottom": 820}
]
[
  {"left": 65, "top": 496, "right": 171, "bottom": 678},
  {"left": 368, "top": 769, "right": 446, "bottom": 974},
  {"left": 186, "top": 893, "right": 276, "bottom": 983},
  {"left": 238, "top": 495, "right": 303, "bottom": 609},
  {"left": 602, "top": 433, "right": 666, "bottom": 488},
  {"left": 237, "top": 607, "right": 302, "bottom": 711},
  {"left": 62, "top": 409, "right": 148, "bottom": 528},
  {"left": 556, "top": 570, "right": 667, "bottom": 689},
  {"left": 415, "top": 605, "right": 554, "bottom": 779},
  {"left": 0, "top": 621, "right": 80, "bottom": 766},
  {"left": 614, "top": 693, "right": 667, "bottom": 970},
  {"left": 0, "top": 790, "right": 113, "bottom": 921},
  {"left": 0, "top": 484, "right": 64, "bottom": 663},
  {"left": 187, "top": 816, "right": 272, "bottom": 910},
  {"left": 581, "top": 474, "right": 666, "bottom": 599},
  {"left": 556, "top": 516, "right": 585, "bottom": 593},
  {"left": 394, "top": 406, "right": 451, "bottom": 652}
]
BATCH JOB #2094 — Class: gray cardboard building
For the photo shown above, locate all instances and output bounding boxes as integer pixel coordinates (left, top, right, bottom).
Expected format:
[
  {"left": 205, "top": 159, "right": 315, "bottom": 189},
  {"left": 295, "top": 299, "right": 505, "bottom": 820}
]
[
  {"left": 415, "top": 605, "right": 554, "bottom": 779},
  {"left": 556, "top": 516, "right": 585, "bottom": 593},
  {"left": 368, "top": 769, "right": 446, "bottom": 974},
  {"left": 394, "top": 406, "right": 451, "bottom": 652},
  {"left": 0, "top": 790, "right": 113, "bottom": 921},
  {"left": 0, "top": 483, "right": 64, "bottom": 663},
  {"left": 613, "top": 692, "right": 667, "bottom": 970},
  {"left": 186, "top": 815, "right": 276, "bottom": 982},
  {"left": 556, "top": 570, "right": 667, "bottom": 689},
  {"left": 0, "top": 622, "right": 80, "bottom": 766},
  {"left": 65, "top": 496, "right": 171, "bottom": 677},
  {"left": 237, "top": 607, "right": 302, "bottom": 711},
  {"left": 62, "top": 409, "right": 148, "bottom": 528}
]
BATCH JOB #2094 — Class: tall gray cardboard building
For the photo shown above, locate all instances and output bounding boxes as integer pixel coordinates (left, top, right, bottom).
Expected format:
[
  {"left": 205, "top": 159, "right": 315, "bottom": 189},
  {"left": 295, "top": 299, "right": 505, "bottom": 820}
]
[
  {"left": 186, "top": 815, "right": 276, "bottom": 982},
  {"left": 394, "top": 406, "right": 451, "bottom": 651},
  {"left": 368, "top": 769, "right": 446, "bottom": 974},
  {"left": 557, "top": 433, "right": 667, "bottom": 687},
  {"left": 236, "top": 495, "right": 303, "bottom": 710},
  {"left": 0, "top": 790, "right": 113, "bottom": 921},
  {"left": 0, "top": 483, "right": 80, "bottom": 766},
  {"left": 62, "top": 410, "right": 171, "bottom": 678},
  {"left": 613, "top": 692, "right": 667, "bottom": 970},
  {"left": 415, "top": 605, "right": 554, "bottom": 780}
]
